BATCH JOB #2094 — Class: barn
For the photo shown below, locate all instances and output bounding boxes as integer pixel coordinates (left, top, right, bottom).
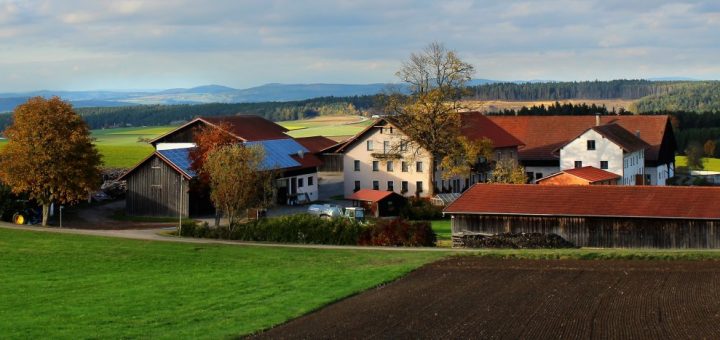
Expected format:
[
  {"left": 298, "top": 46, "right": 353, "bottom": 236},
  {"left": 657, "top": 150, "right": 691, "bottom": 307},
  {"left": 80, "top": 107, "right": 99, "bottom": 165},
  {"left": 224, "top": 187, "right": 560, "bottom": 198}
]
[
  {"left": 444, "top": 184, "right": 720, "bottom": 248},
  {"left": 346, "top": 189, "right": 407, "bottom": 217}
]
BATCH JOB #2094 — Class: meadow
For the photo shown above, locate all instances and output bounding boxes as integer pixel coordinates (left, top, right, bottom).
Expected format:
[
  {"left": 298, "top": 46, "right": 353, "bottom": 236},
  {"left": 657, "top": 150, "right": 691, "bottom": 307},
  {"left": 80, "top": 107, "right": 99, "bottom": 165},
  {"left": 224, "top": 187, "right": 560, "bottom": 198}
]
[
  {"left": 0, "top": 227, "right": 448, "bottom": 338},
  {"left": 675, "top": 155, "right": 720, "bottom": 172}
]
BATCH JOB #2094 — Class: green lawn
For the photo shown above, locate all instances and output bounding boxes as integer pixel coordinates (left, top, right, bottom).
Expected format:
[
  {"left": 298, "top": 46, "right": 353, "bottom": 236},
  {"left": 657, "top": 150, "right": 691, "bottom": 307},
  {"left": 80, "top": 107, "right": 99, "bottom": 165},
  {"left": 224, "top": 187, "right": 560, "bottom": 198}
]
[
  {"left": 432, "top": 220, "right": 452, "bottom": 241},
  {"left": 0, "top": 227, "right": 447, "bottom": 338},
  {"left": 675, "top": 155, "right": 720, "bottom": 172}
]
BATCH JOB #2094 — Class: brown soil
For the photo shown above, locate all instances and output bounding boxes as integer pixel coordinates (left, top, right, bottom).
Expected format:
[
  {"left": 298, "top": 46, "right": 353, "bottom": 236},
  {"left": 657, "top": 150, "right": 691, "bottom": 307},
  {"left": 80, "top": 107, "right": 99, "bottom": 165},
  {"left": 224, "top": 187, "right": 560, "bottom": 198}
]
[{"left": 253, "top": 257, "right": 720, "bottom": 339}]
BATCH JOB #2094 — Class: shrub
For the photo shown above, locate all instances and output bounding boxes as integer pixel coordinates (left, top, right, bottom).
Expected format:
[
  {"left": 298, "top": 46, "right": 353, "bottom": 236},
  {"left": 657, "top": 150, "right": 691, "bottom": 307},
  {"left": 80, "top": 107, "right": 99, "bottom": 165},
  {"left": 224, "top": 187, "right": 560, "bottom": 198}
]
[
  {"left": 400, "top": 197, "right": 444, "bottom": 220},
  {"left": 360, "top": 218, "right": 436, "bottom": 247},
  {"left": 182, "top": 214, "right": 366, "bottom": 245}
]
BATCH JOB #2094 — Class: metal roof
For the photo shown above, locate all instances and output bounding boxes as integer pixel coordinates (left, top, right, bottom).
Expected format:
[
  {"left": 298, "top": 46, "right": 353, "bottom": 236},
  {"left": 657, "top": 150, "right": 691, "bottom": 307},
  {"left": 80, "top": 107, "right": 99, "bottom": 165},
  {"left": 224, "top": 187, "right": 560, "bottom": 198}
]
[
  {"left": 157, "top": 148, "right": 196, "bottom": 178},
  {"left": 246, "top": 138, "right": 309, "bottom": 170}
]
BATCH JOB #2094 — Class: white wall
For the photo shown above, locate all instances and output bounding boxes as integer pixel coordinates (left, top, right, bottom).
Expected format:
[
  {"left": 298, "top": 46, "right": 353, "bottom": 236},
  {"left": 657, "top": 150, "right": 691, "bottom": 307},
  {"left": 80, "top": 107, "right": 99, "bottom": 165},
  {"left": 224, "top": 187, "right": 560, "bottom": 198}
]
[
  {"left": 621, "top": 150, "right": 644, "bottom": 185},
  {"left": 156, "top": 142, "right": 196, "bottom": 150},
  {"left": 294, "top": 173, "right": 319, "bottom": 202},
  {"left": 560, "top": 129, "right": 624, "bottom": 176},
  {"left": 343, "top": 124, "right": 432, "bottom": 198},
  {"left": 525, "top": 166, "right": 561, "bottom": 183}
]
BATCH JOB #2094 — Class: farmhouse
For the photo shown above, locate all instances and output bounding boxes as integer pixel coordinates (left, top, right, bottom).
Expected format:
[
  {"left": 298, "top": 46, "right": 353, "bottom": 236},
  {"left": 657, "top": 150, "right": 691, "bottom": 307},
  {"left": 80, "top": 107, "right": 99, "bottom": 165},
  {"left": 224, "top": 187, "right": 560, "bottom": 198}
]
[
  {"left": 119, "top": 115, "right": 321, "bottom": 217},
  {"left": 487, "top": 115, "right": 677, "bottom": 185},
  {"left": 336, "top": 114, "right": 523, "bottom": 198},
  {"left": 444, "top": 184, "right": 720, "bottom": 248}
]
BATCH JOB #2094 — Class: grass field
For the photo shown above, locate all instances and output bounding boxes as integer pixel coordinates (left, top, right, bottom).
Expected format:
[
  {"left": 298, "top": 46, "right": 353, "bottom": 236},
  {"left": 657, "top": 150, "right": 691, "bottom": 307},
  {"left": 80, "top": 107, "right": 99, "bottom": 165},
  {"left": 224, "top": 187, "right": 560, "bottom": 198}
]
[
  {"left": 279, "top": 115, "right": 373, "bottom": 138},
  {"left": 675, "top": 156, "right": 720, "bottom": 172},
  {"left": 0, "top": 227, "right": 447, "bottom": 338},
  {"left": 431, "top": 220, "right": 451, "bottom": 241},
  {"left": 91, "top": 126, "right": 175, "bottom": 168}
]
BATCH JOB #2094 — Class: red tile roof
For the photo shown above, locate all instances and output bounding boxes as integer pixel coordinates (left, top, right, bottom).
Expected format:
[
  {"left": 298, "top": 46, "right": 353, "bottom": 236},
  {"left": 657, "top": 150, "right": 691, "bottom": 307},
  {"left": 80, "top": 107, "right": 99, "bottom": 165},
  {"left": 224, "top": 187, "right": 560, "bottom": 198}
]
[
  {"left": 290, "top": 153, "right": 323, "bottom": 169},
  {"left": 558, "top": 166, "right": 621, "bottom": 183},
  {"left": 346, "top": 189, "right": 396, "bottom": 202},
  {"left": 591, "top": 124, "right": 650, "bottom": 153},
  {"left": 487, "top": 115, "right": 670, "bottom": 162},
  {"left": 295, "top": 136, "right": 339, "bottom": 153},
  {"left": 460, "top": 113, "right": 524, "bottom": 148},
  {"left": 444, "top": 184, "right": 720, "bottom": 220},
  {"left": 202, "top": 115, "right": 288, "bottom": 141}
]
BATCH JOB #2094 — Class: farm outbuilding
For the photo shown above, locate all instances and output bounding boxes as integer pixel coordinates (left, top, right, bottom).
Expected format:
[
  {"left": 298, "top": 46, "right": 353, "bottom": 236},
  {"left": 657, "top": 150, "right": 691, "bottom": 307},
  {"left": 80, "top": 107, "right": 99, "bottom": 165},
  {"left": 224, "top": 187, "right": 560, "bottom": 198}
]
[
  {"left": 346, "top": 189, "right": 407, "bottom": 217},
  {"left": 444, "top": 184, "right": 720, "bottom": 248}
]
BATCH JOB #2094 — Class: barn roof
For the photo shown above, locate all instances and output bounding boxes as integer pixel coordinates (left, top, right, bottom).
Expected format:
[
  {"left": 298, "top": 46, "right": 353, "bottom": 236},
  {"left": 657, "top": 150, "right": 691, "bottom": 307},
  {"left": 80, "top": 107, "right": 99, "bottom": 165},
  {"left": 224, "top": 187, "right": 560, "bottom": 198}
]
[
  {"left": 444, "top": 184, "right": 720, "bottom": 220},
  {"left": 295, "top": 136, "right": 339, "bottom": 153},
  {"left": 541, "top": 166, "right": 621, "bottom": 183},
  {"left": 346, "top": 189, "right": 398, "bottom": 202},
  {"left": 149, "top": 115, "right": 289, "bottom": 145},
  {"left": 487, "top": 115, "right": 671, "bottom": 162}
]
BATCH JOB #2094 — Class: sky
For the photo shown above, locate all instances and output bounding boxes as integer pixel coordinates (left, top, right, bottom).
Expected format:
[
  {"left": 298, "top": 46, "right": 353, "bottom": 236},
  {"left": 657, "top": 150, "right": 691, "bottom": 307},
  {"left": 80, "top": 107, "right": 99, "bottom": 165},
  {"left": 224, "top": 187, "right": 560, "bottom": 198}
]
[{"left": 1, "top": 0, "right": 719, "bottom": 92}]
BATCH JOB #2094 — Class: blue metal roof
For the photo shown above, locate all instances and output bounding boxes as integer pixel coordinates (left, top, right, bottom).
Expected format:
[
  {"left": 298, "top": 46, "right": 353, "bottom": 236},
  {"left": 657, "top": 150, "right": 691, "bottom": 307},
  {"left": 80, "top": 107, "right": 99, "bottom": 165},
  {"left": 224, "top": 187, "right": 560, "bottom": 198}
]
[
  {"left": 157, "top": 148, "right": 196, "bottom": 178},
  {"left": 156, "top": 139, "right": 307, "bottom": 178},
  {"left": 246, "top": 138, "right": 308, "bottom": 170}
]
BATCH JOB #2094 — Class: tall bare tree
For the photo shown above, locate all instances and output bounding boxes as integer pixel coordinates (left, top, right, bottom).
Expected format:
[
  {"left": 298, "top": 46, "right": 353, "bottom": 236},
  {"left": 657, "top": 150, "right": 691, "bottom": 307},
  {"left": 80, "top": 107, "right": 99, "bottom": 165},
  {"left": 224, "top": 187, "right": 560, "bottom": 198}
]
[{"left": 387, "top": 42, "right": 476, "bottom": 195}]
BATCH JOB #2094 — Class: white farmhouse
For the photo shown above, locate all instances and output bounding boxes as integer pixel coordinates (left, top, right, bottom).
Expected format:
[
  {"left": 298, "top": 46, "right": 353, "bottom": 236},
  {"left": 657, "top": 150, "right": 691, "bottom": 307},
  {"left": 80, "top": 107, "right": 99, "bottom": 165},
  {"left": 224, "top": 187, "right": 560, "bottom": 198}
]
[{"left": 558, "top": 123, "right": 650, "bottom": 185}]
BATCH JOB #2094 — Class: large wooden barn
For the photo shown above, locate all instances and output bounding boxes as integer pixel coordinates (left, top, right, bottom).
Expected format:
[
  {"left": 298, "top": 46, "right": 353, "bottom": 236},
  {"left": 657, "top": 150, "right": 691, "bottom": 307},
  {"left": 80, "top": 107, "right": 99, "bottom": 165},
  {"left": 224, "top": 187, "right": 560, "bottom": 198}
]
[
  {"left": 444, "top": 184, "right": 720, "bottom": 248},
  {"left": 119, "top": 115, "right": 322, "bottom": 217}
]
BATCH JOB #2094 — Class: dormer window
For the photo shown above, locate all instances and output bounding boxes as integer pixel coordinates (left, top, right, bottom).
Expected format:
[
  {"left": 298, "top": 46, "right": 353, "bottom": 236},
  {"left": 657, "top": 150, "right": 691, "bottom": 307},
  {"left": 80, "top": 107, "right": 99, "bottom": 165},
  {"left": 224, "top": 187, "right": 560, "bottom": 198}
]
[{"left": 587, "top": 140, "right": 596, "bottom": 150}]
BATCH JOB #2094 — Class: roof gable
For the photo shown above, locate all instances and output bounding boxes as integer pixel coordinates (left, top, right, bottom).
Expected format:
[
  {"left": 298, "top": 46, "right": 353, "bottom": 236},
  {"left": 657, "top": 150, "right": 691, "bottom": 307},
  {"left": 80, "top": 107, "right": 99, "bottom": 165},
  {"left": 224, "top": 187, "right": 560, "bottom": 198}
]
[
  {"left": 150, "top": 115, "right": 289, "bottom": 145},
  {"left": 445, "top": 184, "right": 720, "bottom": 220},
  {"left": 346, "top": 189, "right": 400, "bottom": 202},
  {"left": 590, "top": 124, "right": 650, "bottom": 153}
]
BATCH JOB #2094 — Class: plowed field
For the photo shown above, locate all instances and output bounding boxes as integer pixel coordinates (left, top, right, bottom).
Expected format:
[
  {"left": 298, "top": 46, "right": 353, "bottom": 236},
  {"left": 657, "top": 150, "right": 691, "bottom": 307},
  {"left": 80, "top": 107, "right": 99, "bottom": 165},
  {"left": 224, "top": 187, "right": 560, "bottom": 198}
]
[{"left": 254, "top": 257, "right": 720, "bottom": 339}]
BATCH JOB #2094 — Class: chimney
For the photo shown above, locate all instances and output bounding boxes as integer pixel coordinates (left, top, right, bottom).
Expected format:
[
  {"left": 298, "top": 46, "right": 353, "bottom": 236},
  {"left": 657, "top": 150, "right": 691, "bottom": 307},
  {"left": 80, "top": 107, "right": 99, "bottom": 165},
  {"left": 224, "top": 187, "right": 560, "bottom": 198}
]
[
  {"left": 595, "top": 114, "right": 600, "bottom": 126},
  {"left": 635, "top": 130, "right": 641, "bottom": 138}
]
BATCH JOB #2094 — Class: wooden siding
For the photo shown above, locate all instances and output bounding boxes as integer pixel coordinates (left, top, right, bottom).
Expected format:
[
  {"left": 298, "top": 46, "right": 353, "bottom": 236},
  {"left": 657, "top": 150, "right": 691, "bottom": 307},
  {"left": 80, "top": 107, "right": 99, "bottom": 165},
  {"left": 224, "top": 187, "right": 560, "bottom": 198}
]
[
  {"left": 451, "top": 214, "right": 720, "bottom": 249},
  {"left": 318, "top": 153, "right": 343, "bottom": 172},
  {"left": 126, "top": 156, "right": 190, "bottom": 217}
]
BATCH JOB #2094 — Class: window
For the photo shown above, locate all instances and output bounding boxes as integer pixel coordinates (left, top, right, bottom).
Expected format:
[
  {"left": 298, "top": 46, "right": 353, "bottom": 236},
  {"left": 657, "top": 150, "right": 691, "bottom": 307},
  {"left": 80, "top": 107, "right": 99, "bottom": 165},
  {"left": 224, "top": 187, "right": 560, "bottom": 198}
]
[
  {"left": 354, "top": 160, "right": 360, "bottom": 171},
  {"left": 387, "top": 181, "right": 394, "bottom": 191},
  {"left": 600, "top": 161, "right": 608, "bottom": 169},
  {"left": 416, "top": 161, "right": 423, "bottom": 172},
  {"left": 372, "top": 161, "right": 379, "bottom": 171},
  {"left": 298, "top": 178, "right": 304, "bottom": 187},
  {"left": 401, "top": 181, "right": 409, "bottom": 193},
  {"left": 372, "top": 181, "right": 379, "bottom": 190},
  {"left": 416, "top": 181, "right": 423, "bottom": 193},
  {"left": 587, "top": 140, "right": 596, "bottom": 150},
  {"left": 354, "top": 181, "right": 361, "bottom": 192},
  {"left": 574, "top": 161, "right": 582, "bottom": 168},
  {"left": 151, "top": 158, "right": 161, "bottom": 187},
  {"left": 389, "top": 127, "right": 393, "bottom": 134},
  {"left": 366, "top": 140, "right": 373, "bottom": 151},
  {"left": 387, "top": 161, "right": 394, "bottom": 172},
  {"left": 383, "top": 141, "right": 390, "bottom": 153},
  {"left": 308, "top": 176, "right": 314, "bottom": 186},
  {"left": 401, "top": 161, "right": 408, "bottom": 172},
  {"left": 535, "top": 173, "right": 543, "bottom": 180},
  {"left": 400, "top": 141, "right": 407, "bottom": 152}
]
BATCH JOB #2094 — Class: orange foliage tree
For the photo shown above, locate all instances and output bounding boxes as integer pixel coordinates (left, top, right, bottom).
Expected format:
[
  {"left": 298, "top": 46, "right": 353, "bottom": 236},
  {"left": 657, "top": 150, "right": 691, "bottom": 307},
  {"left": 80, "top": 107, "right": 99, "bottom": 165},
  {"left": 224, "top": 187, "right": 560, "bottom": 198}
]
[
  {"left": 0, "top": 97, "right": 101, "bottom": 226},
  {"left": 188, "top": 122, "right": 238, "bottom": 184}
]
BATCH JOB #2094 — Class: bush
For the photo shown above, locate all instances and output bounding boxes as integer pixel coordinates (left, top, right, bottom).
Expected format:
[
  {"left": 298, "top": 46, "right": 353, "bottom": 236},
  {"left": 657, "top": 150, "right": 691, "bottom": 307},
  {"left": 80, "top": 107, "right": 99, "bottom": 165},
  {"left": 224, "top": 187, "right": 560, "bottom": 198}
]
[
  {"left": 360, "top": 219, "right": 436, "bottom": 247},
  {"left": 458, "top": 232, "right": 576, "bottom": 249},
  {"left": 181, "top": 214, "right": 366, "bottom": 245},
  {"left": 400, "top": 197, "right": 444, "bottom": 220}
]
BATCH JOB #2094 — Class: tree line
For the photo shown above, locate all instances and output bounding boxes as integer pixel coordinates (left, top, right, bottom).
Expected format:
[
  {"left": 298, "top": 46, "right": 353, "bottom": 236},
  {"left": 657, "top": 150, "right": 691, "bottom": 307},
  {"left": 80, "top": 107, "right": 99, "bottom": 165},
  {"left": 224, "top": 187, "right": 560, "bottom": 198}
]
[{"left": 469, "top": 79, "right": 681, "bottom": 101}]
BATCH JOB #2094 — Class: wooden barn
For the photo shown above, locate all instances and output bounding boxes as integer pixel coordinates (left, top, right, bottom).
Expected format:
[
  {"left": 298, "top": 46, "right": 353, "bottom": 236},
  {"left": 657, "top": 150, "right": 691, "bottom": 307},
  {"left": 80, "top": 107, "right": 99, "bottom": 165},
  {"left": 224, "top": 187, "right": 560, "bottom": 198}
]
[
  {"left": 120, "top": 115, "right": 323, "bottom": 217},
  {"left": 346, "top": 189, "right": 407, "bottom": 217},
  {"left": 444, "top": 184, "right": 720, "bottom": 248}
]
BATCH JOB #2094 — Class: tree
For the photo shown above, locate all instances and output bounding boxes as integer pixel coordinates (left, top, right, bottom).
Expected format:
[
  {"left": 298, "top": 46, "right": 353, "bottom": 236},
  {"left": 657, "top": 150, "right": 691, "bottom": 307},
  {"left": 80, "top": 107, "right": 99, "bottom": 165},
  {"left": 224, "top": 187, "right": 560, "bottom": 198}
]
[
  {"left": 439, "top": 136, "right": 494, "bottom": 180},
  {"left": 388, "top": 42, "right": 475, "bottom": 195},
  {"left": 488, "top": 158, "right": 527, "bottom": 184},
  {"left": 685, "top": 142, "right": 705, "bottom": 170},
  {"left": 189, "top": 122, "right": 238, "bottom": 184},
  {"left": 704, "top": 140, "right": 716, "bottom": 158},
  {"left": 0, "top": 96, "right": 101, "bottom": 226},
  {"left": 203, "top": 144, "right": 273, "bottom": 229}
]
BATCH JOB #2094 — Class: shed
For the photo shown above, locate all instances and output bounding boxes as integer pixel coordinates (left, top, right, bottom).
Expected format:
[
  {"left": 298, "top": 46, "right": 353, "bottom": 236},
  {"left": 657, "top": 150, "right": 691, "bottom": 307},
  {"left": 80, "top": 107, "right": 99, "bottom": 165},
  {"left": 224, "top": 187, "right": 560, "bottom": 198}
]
[
  {"left": 444, "top": 184, "right": 720, "bottom": 248},
  {"left": 346, "top": 189, "right": 407, "bottom": 218}
]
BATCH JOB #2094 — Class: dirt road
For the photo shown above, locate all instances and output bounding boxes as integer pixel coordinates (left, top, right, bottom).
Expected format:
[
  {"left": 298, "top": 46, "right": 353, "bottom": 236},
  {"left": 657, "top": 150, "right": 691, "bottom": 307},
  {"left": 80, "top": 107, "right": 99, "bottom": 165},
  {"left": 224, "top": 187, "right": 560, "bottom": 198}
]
[{"left": 254, "top": 257, "right": 720, "bottom": 339}]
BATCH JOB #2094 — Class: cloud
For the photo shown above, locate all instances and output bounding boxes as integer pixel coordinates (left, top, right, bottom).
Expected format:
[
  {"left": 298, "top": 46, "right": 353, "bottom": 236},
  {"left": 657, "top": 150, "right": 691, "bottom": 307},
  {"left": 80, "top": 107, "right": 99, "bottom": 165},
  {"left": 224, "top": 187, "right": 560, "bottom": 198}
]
[{"left": 0, "top": 0, "right": 719, "bottom": 91}]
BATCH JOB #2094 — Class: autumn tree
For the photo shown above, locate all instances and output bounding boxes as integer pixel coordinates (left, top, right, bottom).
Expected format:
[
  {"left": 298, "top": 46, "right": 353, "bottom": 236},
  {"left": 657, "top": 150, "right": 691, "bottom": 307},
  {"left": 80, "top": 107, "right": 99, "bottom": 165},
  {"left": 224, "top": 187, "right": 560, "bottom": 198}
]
[
  {"left": 203, "top": 144, "right": 273, "bottom": 229},
  {"left": 387, "top": 42, "right": 475, "bottom": 195},
  {"left": 704, "top": 140, "right": 716, "bottom": 158},
  {"left": 488, "top": 158, "right": 527, "bottom": 184},
  {"left": 0, "top": 96, "right": 101, "bottom": 226},
  {"left": 685, "top": 142, "right": 705, "bottom": 170},
  {"left": 189, "top": 122, "right": 238, "bottom": 184},
  {"left": 439, "top": 136, "right": 494, "bottom": 180}
]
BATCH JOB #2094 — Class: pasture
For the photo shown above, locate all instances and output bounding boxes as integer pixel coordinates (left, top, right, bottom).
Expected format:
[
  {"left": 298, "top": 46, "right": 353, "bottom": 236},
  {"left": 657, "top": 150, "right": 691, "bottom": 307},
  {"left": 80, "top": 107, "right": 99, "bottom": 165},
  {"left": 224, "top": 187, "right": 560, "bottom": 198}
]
[
  {"left": 0, "top": 227, "right": 447, "bottom": 338},
  {"left": 92, "top": 126, "right": 174, "bottom": 168},
  {"left": 675, "top": 155, "right": 720, "bottom": 172},
  {"left": 279, "top": 115, "right": 372, "bottom": 138}
]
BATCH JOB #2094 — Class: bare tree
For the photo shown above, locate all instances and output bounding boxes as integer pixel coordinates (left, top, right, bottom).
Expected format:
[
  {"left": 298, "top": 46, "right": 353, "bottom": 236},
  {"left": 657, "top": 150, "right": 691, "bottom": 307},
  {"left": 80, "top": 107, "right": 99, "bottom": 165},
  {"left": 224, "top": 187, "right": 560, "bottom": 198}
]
[{"left": 387, "top": 42, "right": 476, "bottom": 195}]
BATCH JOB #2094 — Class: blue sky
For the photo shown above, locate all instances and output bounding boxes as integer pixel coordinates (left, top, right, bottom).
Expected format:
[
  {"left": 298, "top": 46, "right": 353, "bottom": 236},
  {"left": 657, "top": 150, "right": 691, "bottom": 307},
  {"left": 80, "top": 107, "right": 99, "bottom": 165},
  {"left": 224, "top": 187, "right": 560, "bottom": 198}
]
[{"left": 1, "top": 0, "right": 719, "bottom": 91}]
